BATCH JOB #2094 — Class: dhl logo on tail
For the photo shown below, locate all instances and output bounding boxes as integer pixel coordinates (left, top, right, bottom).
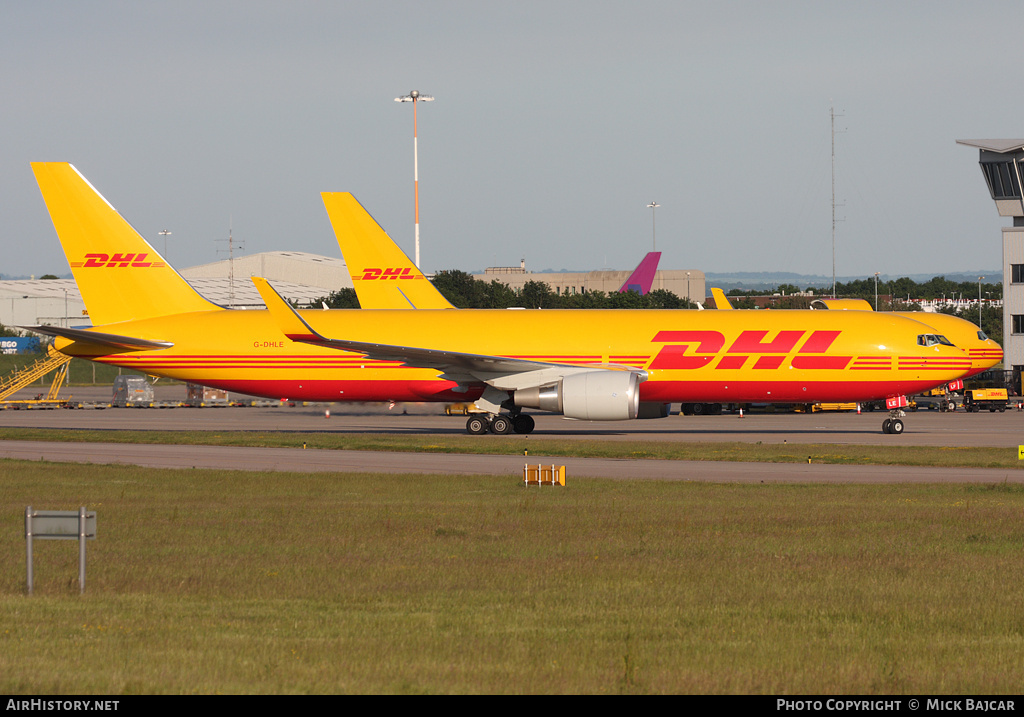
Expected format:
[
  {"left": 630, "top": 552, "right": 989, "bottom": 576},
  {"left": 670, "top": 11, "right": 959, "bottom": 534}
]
[
  {"left": 358, "top": 267, "right": 425, "bottom": 281},
  {"left": 72, "top": 253, "right": 165, "bottom": 268}
]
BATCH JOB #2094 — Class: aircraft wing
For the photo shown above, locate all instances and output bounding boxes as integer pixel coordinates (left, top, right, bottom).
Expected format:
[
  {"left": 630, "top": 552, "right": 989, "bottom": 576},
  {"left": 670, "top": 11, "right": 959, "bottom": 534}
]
[
  {"left": 20, "top": 325, "right": 173, "bottom": 351},
  {"left": 252, "top": 277, "right": 644, "bottom": 390}
]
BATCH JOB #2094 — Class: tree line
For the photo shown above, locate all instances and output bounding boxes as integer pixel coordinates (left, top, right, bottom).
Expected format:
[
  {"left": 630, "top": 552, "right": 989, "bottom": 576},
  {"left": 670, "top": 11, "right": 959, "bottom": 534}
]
[
  {"left": 727, "top": 276, "right": 1002, "bottom": 303},
  {"left": 320, "top": 270, "right": 697, "bottom": 310}
]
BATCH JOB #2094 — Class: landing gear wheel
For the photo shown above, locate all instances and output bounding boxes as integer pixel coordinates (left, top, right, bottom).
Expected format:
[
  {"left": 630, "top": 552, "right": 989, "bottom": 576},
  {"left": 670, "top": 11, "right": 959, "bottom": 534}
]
[
  {"left": 882, "top": 418, "right": 904, "bottom": 435},
  {"left": 691, "top": 402, "right": 705, "bottom": 415},
  {"left": 512, "top": 414, "right": 535, "bottom": 434},
  {"left": 489, "top": 415, "right": 513, "bottom": 435},
  {"left": 466, "top": 416, "right": 488, "bottom": 435}
]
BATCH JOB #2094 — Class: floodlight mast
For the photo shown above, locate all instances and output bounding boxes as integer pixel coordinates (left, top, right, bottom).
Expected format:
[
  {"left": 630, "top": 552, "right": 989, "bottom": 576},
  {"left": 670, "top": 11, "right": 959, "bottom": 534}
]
[
  {"left": 647, "top": 201, "right": 659, "bottom": 251},
  {"left": 395, "top": 90, "right": 434, "bottom": 269},
  {"left": 158, "top": 230, "right": 171, "bottom": 259}
]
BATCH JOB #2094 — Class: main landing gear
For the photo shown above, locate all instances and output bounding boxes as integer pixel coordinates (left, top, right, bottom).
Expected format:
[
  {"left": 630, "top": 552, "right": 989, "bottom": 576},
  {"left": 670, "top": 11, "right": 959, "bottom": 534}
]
[
  {"left": 882, "top": 409, "right": 906, "bottom": 435},
  {"left": 465, "top": 413, "right": 535, "bottom": 435}
]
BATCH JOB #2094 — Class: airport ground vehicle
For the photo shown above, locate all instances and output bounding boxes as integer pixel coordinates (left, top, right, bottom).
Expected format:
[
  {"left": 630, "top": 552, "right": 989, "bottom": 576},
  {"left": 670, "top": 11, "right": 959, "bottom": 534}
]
[
  {"left": 963, "top": 388, "right": 1008, "bottom": 412},
  {"left": 111, "top": 375, "right": 153, "bottom": 407},
  {"left": 186, "top": 383, "right": 229, "bottom": 407}
]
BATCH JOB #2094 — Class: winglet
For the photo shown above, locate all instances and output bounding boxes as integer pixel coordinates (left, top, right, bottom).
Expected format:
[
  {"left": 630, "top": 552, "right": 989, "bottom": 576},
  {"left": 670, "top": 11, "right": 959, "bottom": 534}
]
[
  {"left": 252, "top": 277, "right": 322, "bottom": 342},
  {"left": 710, "top": 288, "right": 734, "bottom": 310}
]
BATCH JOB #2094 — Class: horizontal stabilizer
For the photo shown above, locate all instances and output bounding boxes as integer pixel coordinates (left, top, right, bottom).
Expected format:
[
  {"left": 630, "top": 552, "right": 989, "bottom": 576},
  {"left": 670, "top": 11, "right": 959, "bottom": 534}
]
[
  {"left": 21, "top": 325, "right": 173, "bottom": 351},
  {"left": 811, "top": 298, "right": 873, "bottom": 311}
]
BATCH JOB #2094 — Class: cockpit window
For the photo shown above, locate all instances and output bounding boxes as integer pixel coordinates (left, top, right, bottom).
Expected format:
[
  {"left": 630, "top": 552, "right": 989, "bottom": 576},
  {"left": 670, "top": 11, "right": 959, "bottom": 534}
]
[
  {"left": 978, "top": 330, "right": 989, "bottom": 341},
  {"left": 917, "top": 334, "right": 953, "bottom": 347}
]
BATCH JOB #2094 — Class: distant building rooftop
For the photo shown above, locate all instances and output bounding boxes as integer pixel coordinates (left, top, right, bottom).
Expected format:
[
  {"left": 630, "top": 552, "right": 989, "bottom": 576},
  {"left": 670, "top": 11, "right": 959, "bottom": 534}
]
[{"left": 0, "top": 252, "right": 353, "bottom": 326}]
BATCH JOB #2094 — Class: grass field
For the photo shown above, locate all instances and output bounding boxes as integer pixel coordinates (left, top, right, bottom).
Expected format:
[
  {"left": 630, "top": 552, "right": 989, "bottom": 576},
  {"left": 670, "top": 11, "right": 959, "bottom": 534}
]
[{"left": 2, "top": 459, "right": 1023, "bottom": 694}]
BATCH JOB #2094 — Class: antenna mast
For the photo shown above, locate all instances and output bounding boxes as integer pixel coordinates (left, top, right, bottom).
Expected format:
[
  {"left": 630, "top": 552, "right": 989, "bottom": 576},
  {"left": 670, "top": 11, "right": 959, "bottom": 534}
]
[
  {"left": 830, "top": 103, "right": 844, "bottom": 298},
  {"left": 217, "top": 218, "right": 245, "bottom": 306},
  {"left": 831, "top": 104, "right": 836, "bottom": 298}
]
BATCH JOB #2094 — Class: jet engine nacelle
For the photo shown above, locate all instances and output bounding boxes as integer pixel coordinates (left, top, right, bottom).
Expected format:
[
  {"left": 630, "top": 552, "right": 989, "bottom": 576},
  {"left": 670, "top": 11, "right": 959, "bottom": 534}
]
[{"left": 514, "top": 371, "right": 641, "bottom": 421}]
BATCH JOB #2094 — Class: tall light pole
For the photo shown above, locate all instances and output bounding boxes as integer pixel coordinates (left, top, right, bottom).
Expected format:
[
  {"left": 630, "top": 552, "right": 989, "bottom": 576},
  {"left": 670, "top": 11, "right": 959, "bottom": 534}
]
[
  {"left": 158, "top": 230, "right": 171, "bottom": 259},
  {"left": 647, "top": 201, "right": 660, "bottom": 251},
  {"left": 395, "top": 90, "right": 434, "bottom": 269}
]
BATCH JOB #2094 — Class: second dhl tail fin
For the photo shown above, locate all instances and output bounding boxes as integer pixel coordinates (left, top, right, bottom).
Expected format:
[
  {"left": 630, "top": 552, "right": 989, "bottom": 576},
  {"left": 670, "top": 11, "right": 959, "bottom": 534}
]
[
  {"left": 321, "top": 192, "right": 454, "bottom": 309},
  {"left": 31, "top": 162, "right": 221, "bottom": 326}
]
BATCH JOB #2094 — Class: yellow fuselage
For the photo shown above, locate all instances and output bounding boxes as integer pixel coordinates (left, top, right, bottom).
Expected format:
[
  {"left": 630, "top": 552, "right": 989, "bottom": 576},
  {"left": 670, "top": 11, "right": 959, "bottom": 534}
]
[{"left": 57, "top": 307, "right": 971, "bottom": 405}]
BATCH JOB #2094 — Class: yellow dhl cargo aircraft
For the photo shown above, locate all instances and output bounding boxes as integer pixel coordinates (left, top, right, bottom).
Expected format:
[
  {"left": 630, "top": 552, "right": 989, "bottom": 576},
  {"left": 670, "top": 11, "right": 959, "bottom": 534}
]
[
  {"left": 27, "top": 162, "right": 972, "bottom": 436},
  {"left": 707, "top": 291, "right": 1001, "bottom": 380}
]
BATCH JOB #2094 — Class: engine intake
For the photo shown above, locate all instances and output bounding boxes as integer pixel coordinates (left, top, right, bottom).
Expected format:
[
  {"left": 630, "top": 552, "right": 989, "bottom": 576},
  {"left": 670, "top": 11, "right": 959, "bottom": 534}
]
[{"left": 514, "top": 371, "right": 641, "bottom": 421}]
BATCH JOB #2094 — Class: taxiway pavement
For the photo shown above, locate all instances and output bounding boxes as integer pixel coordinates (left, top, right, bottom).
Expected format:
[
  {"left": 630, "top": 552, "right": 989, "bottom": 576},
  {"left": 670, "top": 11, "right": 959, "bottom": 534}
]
[{"left": 1, "top": 392, "right": 1022, "bottom": 482}]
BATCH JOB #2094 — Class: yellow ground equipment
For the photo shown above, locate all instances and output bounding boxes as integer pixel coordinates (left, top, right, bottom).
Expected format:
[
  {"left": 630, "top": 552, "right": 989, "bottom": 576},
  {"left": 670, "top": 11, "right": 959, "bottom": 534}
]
[
  {"left": 811, "top": 402, "right": 859, "bottom": 412},
  {"left": 963, "top": 388, "right": 1008, "bottom": 413},
  {"left": 524, "top": 464, "right": 566, "bottom": 486},
  {"left": 0, "top": 345, "right": 73, "bottom": 406}
]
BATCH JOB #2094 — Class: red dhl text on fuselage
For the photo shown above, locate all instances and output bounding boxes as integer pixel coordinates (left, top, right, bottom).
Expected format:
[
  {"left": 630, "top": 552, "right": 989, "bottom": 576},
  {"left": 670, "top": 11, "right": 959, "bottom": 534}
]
[{"left": 57, "top": 308, "right": 970, "bottom": 404}]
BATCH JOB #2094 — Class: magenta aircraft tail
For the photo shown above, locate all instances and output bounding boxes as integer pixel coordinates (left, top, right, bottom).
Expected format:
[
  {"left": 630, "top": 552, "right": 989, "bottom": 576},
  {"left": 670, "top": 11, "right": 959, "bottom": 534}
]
[{"left": 617, "top": 251, "right": 661, "bottom": 295}]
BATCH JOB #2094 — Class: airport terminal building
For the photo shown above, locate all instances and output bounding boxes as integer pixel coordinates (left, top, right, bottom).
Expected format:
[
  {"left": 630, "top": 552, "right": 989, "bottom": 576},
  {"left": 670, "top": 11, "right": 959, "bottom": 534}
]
[
  {"left": 957, "top": 139, "right": 1024, "bottom": 388},
  {"left": 473, "top": 263, "right": 706, "bottom": 303}
]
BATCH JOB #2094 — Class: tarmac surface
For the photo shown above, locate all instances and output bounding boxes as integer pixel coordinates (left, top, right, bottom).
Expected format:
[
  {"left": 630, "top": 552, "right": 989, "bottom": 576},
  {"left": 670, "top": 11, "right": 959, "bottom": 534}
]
[{"left": 2, "top": 385, "right": 1023, "bottom": 482}]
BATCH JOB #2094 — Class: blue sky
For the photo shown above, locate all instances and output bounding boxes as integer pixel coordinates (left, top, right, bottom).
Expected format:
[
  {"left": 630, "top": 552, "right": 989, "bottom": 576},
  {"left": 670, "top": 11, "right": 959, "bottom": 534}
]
[{"left": 2, "top": 1, "right": 1020, "bottom": 280}]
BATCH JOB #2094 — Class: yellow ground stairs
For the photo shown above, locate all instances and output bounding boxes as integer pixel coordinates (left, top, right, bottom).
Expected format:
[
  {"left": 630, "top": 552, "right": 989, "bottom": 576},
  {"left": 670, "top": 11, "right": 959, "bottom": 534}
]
[{"left": 0, "top": 345, "right": 72, "bottom": 402}]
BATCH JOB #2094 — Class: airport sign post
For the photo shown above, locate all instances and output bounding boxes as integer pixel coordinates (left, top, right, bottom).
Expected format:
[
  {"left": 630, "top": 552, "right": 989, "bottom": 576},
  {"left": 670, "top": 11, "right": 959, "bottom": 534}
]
[{"left": 25, "top": 506, "right": 96, "bottom": 595}]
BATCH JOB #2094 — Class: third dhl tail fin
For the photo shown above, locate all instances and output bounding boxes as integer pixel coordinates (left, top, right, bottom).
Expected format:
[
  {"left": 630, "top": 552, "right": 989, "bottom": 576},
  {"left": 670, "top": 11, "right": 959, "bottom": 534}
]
[
  {"left": 31, "top": 162, "right": 220, "bottom": 326},
  {"left": 710, "top": 288, "right": 734, "bottom": 310},
  {"left": 321, "top": 192, "right": 454, "bottom": 309}
]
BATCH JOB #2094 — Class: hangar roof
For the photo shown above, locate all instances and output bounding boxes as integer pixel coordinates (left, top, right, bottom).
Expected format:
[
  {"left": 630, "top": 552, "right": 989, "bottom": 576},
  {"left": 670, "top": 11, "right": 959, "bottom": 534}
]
[{"left": 0, "top": 252, "right": 353, "bottom": 310}]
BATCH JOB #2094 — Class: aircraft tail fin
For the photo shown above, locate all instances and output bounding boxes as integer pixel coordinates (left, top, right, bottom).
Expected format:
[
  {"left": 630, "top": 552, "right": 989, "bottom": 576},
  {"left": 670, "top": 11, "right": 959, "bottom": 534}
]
[
  {"left": 31, "top": 162, "right": 220, "bottom": 326},
  {"left": 710, "top": 288, "right": 734, "bottom": 310},
  {"left": 617, "top": 252, "right": 661, "bottom": 295},
  {"left": 321, "top": 192, "right": 455, "bottom": 309}
]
